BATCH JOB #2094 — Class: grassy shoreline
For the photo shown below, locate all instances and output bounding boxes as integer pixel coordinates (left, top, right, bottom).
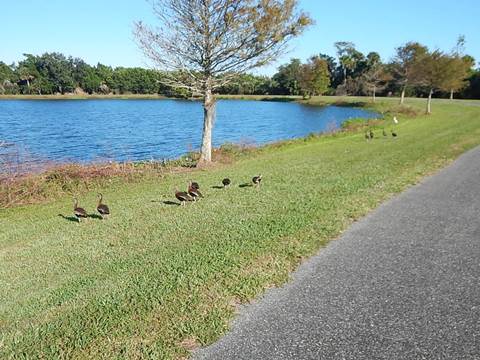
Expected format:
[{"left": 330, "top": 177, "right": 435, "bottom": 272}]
[{"left": 1, "top": 97, "right": 480, "bottom": 359}]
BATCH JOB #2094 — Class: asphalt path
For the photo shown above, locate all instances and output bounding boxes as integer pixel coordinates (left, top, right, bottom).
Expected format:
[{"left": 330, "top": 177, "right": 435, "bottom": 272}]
[{"left": 195, "top": 146, "right": 480, "bottom": 360}]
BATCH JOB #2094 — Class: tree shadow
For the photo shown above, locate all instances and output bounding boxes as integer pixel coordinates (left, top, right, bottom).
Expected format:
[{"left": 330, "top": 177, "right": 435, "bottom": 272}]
[
  {"left": 239, "top": 183, "right": 253, "bottom": 188},
  {"left": 260, "top": 97, "right": 297, "bottom": 103},
  {"left": 58, "top": 214, "right": 79, "bottom": 222},
  {"left": 333, "top": 101, "right": 368, "bottom": 108}
]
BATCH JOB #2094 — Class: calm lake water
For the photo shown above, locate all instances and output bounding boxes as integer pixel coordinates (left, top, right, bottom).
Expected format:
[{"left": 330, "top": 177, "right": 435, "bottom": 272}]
[{"left": 0, "top": 99, "right": 378, "bottom": 164}]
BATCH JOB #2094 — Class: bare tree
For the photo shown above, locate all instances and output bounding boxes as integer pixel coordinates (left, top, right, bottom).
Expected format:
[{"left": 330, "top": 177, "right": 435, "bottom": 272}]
[
  {"left": 361, "top": 61, "right": 391, "bottom": 103},
  {"left": 134, "top": 0, "right": 311, "bottom": 165}
]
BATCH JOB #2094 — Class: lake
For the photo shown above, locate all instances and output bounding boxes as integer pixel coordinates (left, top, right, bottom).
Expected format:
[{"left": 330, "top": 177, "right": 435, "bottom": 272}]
[{"left": 0, "top": 99, "right": 378, "bottom": 164}]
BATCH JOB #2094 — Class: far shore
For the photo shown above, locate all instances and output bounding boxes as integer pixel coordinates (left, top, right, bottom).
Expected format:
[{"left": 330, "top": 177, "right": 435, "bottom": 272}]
[
  {"left": 1, "top": 94, "right": 478, "bottom": 104},
  {"left": 0, "top": 93, "right": 170, "bottom": 100},
  {"left": 0, "top": 93, "right": 304, "bottom": 101}
]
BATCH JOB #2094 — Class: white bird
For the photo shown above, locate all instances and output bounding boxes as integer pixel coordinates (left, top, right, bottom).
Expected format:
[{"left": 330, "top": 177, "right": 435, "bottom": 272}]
[{"left": 393, "top": 116, "right": 399, "bottom": 124}]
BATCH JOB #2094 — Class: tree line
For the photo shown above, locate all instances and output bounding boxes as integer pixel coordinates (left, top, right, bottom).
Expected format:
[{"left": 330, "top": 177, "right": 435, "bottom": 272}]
[
  {"left": 0, "top": 53, "right": 188, "bottom": 97},
  {"left": 1, "top": 39, "right": 478, "bottom": 104}
]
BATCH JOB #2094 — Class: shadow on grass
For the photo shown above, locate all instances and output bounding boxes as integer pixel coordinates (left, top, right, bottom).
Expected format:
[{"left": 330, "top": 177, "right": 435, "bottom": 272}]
[
  {"left": 211, "top": 185, "right": 225, "bottom": 189},
  {"left": 260, "top": 97, "right": 297, "bottom": 103},
  {"left": 162, "top": 200, "right": 181, "bottom": 206},
  {"left": 88, "top": 214, "right": 103, "bottom": 220},
  {"left": 58, "top": 214, "right": 79, "bottom": 222},
  {"left": 239, "top": 183, "right": 253, "bottom": 188},
  {"left": 333, "top": 101, "right": 368, "bottom": 108}
]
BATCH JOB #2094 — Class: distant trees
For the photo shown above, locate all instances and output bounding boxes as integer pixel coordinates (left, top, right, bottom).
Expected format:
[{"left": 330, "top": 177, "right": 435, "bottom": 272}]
[
  {"left": 462, "top": 70, "right": 480, "bottom": 99},
  {"left": 334, "top": 42, "right": 355, "bottom": 87},
  {"left": 298, "top": 56, "right": 330, "bottom": 98},
  {"left": 360, "top": 53, "right": 391, "bottom": 102},
  {"left": 0, "top": 62, "right": 17, "bottom": 94},
  {"left": 1, "top": 38, "right": 478, "bottom": 103},
  {"left": 217, "top": 74, "right": 275, "bottom": 95},
  {"left": 444, "top": 37, "right": 475, "bottom": 100},
  {"left": 410, "top": 50, "right": 452, "bottom": 114},
  {"left": 391, "top": 42, "right": 428, "bottom": 104},
  {"left": 273, "top": 59, "right": 303, "bottom": 95},
  {"left": 334, "top": 42, "right": 366, "bottom": 94}
]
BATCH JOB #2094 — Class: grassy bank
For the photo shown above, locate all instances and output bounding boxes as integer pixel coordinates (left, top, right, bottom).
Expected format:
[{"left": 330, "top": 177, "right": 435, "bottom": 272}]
[{"left": 1, "top": 97, "right": 480, "bottom": 359}]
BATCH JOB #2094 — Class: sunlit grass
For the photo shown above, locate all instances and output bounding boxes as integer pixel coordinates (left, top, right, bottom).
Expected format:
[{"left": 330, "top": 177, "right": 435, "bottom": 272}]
[{"left": 1, "top": 97, "right": 480, "bottom": 359}]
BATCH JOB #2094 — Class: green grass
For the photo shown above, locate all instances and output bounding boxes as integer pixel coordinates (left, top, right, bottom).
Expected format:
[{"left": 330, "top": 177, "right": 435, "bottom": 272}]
[{"left": 1, "top": 97, "right": 480, "bottom": 359}]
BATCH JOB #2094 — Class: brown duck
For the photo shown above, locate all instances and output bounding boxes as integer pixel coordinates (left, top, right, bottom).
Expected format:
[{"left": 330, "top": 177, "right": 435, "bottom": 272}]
[
  {"left": 96, "top": 193, "right": 110, "bottom": 219},
  {"left": 175, "top": 189, "right": 193, "bottom": 205},
  {"left": 188, "top": 181, "right": 203, "bottom": 201},
  {"left": 73, "top": 198, "right": 88, "bottom": 222},
  {"left": 190, "top": 181, "right": 200, "bottom": 190}
]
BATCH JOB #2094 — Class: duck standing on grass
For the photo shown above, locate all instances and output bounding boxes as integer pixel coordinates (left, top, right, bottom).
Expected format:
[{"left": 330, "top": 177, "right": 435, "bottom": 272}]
[
  {"left": 252, "top": 175, "right": 262, "bottom": 187},
  {"left": 188, "top": 181, "right": 203, "bottom": 201},
  {"left": 222, "top": 178, "right": 231, "bottom": 188},
  {"left": 365, "top": 131, "right": 371, "bottom": 141},
  {"left": 175, "top": 189, "right": 193, "bottom": 205},
  {"left": 369, "top": 129, "right": 374, "bottom": 139},
  {"left": 190, "top": 181, "right": 200, "bottom": 190},
  {"left": 96, "top": 193, "right": 110, "bottom": 219},
  {"left": 73, "top": 198, "right": 88, "bottom": 223}
]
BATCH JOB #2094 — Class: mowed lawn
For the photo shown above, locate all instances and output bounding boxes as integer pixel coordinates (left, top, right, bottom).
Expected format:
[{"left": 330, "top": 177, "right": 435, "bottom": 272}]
[{"left": 1, "top": 97, "right": 480, "bottom": 359}]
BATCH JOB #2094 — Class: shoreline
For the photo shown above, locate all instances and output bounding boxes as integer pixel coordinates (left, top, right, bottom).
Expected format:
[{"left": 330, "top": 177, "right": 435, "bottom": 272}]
[
  {"left": 0, "top": 94, "right": 170, "bottom": 100},
  {"left": 0, "top": 94, "right": 304, "bottom": 101},
  {"left": 1, "top": 94, "right": 478, "bottom": 102},
  {"left": 0, "top": 114, "right": 384, "bottom": 209}
]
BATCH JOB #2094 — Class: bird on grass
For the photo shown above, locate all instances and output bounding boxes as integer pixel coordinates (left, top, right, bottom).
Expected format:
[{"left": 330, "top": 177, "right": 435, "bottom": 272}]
[
  {"left": 365, "top": 131, "right": 371, "bottom": 141},
  {"left": 222, "top": 178, "right": 231, "bottom": 187},
  {"left": 73, "top": 198, "right": 88, "bottom": 223},
  {"left": 369, "top": 129, "right": 374, "bottom": 139},
  {"left": 391, "top": 130, "right": 398, "bottom": 138},
  {"left": 190, "top": 181, "right": 200, "bottom": 190},
  {"left": 252, "top": 175, "right": 262, "bottom": 187},
  {"left": 188, "top": 181, "right": 203, "bottom": 201},
  {"left": 383, "top": 128, "right": 387, "bottom": 137},
  {"left": 393, "top": 116, "right": 399, "bottom": 124},
  {"left": 96, "top": 193, "right": 110, "bottom": 219},
  {"left": 175, "top": 189, "right": 193, "bottom": 205}
]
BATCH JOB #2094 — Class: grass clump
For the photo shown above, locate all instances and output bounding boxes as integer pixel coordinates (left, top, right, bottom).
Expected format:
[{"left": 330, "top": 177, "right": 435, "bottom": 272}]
[{"left": 0, "top": 97, "right": 479, "bottom": 359}]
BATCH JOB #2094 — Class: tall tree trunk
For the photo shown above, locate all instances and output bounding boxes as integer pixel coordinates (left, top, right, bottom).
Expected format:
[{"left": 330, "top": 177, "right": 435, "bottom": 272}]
[
  {"left": 426, "top": 89, "right": 433, "bottom": 114},
  {"left": 450, "top": 89, "right": 454, "bottom": 100},
  {"left": 198, "top": 88, "right": 215, "bottom": 165},
  {"left": 400, "top": 86, "right": 406, "bottom": 105},
  {"left": 372, "top": 85, "right": 376, "bottom": 103}
]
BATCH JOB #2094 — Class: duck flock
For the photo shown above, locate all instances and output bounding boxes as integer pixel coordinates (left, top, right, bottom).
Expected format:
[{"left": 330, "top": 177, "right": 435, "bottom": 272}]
[
  {"left": 71, "top": 117, "right": 400, "bottom": 222},
  {"left": 72, "top": 175, "right": 262, "bottom": 222},
  {"left": 365, "top": 116, "right": 399, "bottom": 141}
]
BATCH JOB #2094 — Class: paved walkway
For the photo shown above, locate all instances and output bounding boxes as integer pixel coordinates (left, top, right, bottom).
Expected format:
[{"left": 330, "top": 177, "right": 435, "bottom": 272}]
[{"left": 195, "top": 147, "right": 480, "bottom": 360}]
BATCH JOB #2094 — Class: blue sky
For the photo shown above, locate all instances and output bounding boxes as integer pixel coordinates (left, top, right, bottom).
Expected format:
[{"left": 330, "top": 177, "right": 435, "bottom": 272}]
[{"left": 1, "top": 0, "right": 479, "bottom": 75}]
